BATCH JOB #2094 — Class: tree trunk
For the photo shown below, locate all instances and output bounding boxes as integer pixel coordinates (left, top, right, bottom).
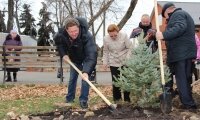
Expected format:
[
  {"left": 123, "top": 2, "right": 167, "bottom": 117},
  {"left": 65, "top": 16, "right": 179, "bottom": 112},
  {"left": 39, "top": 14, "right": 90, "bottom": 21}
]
[
  {"left": 15, "top": 0, "right": 21, "bottom": 33},
  {"left": 117, "top": 0, "right": 138, "bottom": 30},
  {"left": 88, "top": 0, "right": 114, "bottom": 27},
  {"left": 0, "top": 10, "right": 7, "bottom": 32},
  {"left": 89, "top": 0, "right": 96, "bottom": 42},
  {"left": 7, "top": 0, "right": 14, "bottom": 32},
  {"left": 55, "top": 0, "right": 60, "bottom": 29}
]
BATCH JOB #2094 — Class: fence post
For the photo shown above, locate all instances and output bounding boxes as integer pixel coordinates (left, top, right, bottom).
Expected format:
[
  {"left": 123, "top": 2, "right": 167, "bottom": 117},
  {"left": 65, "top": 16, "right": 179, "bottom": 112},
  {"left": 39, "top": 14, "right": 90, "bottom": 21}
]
[
  {"left": 60, "top": 56, "right": 63, "bottom": 84},
  {"left": 3, "top": 45, "right": 6, "bottom": 84}
]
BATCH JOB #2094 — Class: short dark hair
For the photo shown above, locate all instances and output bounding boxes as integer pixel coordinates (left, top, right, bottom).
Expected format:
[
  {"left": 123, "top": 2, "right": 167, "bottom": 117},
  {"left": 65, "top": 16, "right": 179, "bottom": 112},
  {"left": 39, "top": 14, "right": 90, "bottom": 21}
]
[{"left": 64, "top": 18, "right": 80, "bottom": 29}]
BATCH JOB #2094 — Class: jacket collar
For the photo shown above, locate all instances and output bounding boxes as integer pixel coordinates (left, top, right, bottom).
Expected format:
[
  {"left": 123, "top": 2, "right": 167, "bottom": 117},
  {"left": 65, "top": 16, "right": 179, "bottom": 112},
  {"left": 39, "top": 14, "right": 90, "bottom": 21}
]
[{"left": 166, "top": 8, "right": 182, "bottom": 22}]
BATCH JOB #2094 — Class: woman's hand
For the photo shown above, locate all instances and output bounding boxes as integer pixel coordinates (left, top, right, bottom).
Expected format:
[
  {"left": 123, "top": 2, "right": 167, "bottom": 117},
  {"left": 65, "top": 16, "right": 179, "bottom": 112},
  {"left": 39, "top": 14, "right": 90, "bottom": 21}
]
[{"left": 103, "top": 64, "right": 109, "bottom": 70}]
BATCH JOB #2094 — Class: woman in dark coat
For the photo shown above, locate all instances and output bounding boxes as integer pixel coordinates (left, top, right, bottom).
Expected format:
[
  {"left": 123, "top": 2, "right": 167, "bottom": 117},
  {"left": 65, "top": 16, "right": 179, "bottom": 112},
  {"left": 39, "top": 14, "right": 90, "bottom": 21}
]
[{"left": 3, "top": 30, "right": 22, "bottom": 82}]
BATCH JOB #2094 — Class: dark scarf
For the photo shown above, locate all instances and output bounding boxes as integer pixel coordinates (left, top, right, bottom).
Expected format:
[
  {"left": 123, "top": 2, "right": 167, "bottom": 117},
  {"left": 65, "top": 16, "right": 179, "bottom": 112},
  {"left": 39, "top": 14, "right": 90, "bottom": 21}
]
[{"left": 139, "top": 22, "right": 152, "bottom": 37}]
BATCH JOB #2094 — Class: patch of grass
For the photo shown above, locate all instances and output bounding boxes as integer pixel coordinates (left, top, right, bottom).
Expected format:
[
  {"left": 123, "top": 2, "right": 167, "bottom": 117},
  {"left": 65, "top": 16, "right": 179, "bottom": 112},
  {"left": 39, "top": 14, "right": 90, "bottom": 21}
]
[
  {"left": 0, "top": 96, "right": 65, "bottom": 119},
  {"left": 0, "top": 85, "right": 112, "bottom": 119},
  {"left": 0, "top": 84, "right": 15, "bottom": 89},
  {"left": 24, "top": 84, "right": 36, "bottom": 87},
  {"left": 89, "top": 95, "right": 114, "bottom": 107},
  {"left": 0, "top": 95, "right": 112, "bottom": 119}
]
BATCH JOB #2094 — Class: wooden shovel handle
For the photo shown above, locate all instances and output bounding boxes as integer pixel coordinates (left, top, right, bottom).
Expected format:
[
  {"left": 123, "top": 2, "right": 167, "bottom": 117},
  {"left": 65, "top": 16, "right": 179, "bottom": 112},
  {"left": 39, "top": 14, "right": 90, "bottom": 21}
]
[
  {"left": 66, "top": 59, "right": 112, "bottom": 106},
  {"left": 154, "top": 0, "right": 166, "bottom": 85}
]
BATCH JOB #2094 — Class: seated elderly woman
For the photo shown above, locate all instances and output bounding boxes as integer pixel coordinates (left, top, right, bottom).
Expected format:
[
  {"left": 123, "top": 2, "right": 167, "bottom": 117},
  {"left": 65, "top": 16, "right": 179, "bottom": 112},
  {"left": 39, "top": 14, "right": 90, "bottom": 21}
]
[{"left": 3, "top": 30, "right": 22, "bottom": 82}]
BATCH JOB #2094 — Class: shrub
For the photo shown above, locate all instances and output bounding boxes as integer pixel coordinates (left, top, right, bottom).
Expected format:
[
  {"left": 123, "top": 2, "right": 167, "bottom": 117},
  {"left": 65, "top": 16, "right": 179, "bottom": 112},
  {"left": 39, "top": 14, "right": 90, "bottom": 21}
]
[{"left": 114, "top": 32, "right": 170, "bottom": 108}]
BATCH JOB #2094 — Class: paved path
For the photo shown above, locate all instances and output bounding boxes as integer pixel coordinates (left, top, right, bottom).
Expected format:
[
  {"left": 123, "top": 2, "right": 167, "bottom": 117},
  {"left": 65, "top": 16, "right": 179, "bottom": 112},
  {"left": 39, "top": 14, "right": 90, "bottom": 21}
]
[{"left": 0, "top": 71, "right": 112, "bottom": 85}]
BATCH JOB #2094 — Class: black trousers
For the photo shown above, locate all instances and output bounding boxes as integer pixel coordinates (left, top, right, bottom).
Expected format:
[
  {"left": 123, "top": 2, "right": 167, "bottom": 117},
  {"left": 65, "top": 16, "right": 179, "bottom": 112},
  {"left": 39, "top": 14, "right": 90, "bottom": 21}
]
[
  {"left": 166, "top": 60, "right": 198, "bottom": 89},
  {"left": 172, "top": 59, "right": 196, "bottom": 107},
  {"left": 165, "top": 63, "right": 175, "bottom": 90},
  {"left": 110, "top": 66, "right": 130, "bottom": 102}
]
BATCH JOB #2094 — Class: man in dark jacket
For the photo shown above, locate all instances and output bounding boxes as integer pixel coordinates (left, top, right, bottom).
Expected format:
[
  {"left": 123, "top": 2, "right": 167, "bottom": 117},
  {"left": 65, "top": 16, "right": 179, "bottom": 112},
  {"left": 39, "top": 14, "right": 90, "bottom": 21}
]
[
  {"left": 54, "top": 17, "right": 97, "bottom": 109},
  {"left": 156, "top": 2, "right": 197, "bottom": 109},
  {"left": 130, "top": 14, "right": 157, "bottom": 52}
]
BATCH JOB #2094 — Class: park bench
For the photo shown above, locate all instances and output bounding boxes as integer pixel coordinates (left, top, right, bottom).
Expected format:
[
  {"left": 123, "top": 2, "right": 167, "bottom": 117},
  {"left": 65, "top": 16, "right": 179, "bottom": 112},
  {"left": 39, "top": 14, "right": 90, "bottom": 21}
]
[
  {"left": 0, "top": 45, "right": 105, "bottom": 84},
  {"left": 0, "top": 45, "right": 67, "bottom": 84}
]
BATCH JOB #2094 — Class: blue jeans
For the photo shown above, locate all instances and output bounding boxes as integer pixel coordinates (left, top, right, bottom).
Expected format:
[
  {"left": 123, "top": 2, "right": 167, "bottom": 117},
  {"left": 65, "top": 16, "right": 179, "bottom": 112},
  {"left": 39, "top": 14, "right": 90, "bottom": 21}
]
[{"left": 66, "top": 63, "right": 90, "bottom": 102}]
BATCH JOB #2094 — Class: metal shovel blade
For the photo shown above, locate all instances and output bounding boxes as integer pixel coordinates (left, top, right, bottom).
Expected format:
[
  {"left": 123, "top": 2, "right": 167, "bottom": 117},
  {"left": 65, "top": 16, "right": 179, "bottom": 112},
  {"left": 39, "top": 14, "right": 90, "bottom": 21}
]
[{"left": 159, "top": 87, "right": 172, "bottom": 114}]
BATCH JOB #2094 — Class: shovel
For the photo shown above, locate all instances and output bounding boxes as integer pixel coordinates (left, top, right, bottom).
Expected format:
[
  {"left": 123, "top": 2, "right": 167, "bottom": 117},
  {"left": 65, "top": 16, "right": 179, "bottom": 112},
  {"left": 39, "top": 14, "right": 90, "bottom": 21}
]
[
  {"left": 154, "top": 0, "right": 172, "bottom": 114},
  {"left": 65, "top": 59, "right": 120, "bottom": 114}
]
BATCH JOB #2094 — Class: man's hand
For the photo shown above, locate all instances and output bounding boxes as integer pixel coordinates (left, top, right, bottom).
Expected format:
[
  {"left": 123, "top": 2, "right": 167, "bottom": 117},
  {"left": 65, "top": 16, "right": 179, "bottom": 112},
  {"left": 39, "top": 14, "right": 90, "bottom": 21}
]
[
  {"left": 156, "top": 31, "right": 164, "bottom": 40},
  {"left": 63, "top": 55, "right": 70, "bottom": 62},
  {"left": 103, "top": 64, "right": 109, "bottom": 70},
  {"left": 144, "top": 33, "right": 153, "bottom": 41},
  {"left": 82, "top": 72, "right": 89, "bottom": 81}
]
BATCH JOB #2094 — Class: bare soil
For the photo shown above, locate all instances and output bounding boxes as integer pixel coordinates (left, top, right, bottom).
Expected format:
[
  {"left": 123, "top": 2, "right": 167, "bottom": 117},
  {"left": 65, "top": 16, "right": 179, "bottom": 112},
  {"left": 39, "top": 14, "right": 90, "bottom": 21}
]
[
  {"left": 30, "top": 86, "right": 200, "bottom": 120},
  {"left": 2, "top": 81, "right": 200, "bottom": 120}
]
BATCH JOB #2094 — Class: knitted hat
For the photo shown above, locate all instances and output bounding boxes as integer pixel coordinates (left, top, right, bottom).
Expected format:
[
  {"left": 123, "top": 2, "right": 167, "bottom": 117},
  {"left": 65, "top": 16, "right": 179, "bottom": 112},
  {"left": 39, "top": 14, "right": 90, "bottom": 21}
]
[
  {"left": 162, "top": 2, "right": 175, "bottom": 18},
  {"left": 10, "top": 29, "right": 18, "bottom": 34}
]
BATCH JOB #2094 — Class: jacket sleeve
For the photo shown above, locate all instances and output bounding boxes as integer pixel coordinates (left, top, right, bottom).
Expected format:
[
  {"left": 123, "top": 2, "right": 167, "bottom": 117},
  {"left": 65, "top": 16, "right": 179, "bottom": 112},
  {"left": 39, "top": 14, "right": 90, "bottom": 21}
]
[
  {"left": 82, "top": 32, "right": 97, "bottom": 74},
  {"left": 54, "top": 32, "right": 68, "bottom": 58},
  {"left": 124, "top": 34, "right": 133, "bottom": 59},
  {"left": 15, "top": 40, "right": 23, "bottom": 51},
  {"left": 130, "top": 28, "right": 142, "bottom": 38},
  {"left": 102, "top": 37, "right": 109, "bottom": 65},
  {"left": 163, "top": 13, "right": 187, "bottom": 41}
]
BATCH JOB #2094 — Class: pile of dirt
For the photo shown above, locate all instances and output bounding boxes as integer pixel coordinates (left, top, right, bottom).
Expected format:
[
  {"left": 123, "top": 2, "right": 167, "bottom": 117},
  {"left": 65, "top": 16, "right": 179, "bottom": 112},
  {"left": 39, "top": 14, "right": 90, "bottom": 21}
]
[{"left": 30, "top": 104, "right": 183, "bottom": 120}]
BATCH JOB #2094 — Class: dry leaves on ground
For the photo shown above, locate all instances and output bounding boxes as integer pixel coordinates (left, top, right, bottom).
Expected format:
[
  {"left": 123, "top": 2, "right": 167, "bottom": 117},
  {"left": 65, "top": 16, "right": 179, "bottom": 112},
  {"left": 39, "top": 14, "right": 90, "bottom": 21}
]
[
  {"left": 0, "top": 84, "right": 112, "bottom": 101},
  {"left": 192, "top": 80, "right": 200, "bottom": 95}
]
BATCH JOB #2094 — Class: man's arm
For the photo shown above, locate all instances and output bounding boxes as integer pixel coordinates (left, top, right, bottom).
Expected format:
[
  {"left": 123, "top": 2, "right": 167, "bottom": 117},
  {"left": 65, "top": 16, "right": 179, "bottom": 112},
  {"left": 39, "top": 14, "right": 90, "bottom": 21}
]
[
  {"left": 82, "top": 32, "right": 97, "bottom": 74},
  {"left": 130, "top": 28, "right": 142, "bottom": 38},
  {"left": 102, "top": 37, "right": 110, "bottom": 70},
  {"left": 163, "top": 13, "right": 187, "bottom": 41},
  {"left": 124, "top": 33, "right": 133, "bottom": 59},
  {"left": 54, "top": 32, "right": 68, "bottom": 58}
]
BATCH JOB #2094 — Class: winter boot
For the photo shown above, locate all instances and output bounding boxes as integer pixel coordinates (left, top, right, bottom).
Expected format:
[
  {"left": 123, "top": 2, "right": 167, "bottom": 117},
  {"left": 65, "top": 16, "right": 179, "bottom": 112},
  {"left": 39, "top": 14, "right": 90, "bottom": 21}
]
[
  {"left": 6, "top": 72, "right": 12, "bottom": 82},
  {"left": 13, "top": 72, "right": 17, "bottom": 82}
]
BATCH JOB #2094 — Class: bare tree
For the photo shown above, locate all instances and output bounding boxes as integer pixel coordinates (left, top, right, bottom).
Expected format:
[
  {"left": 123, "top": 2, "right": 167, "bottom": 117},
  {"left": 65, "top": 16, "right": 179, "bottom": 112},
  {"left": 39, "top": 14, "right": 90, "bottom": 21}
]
[
  {"left": 14, "top": 0, "right": 21, "bottom": 33},
  {"left": 75, "top": 0, "right": 83, "bottom": 16},
  {"left": 44, "top": 0, "right": 138, "bottom": 45},
  {"left": 0, "top": 9, "right": 7, "bottom": 32},
  {"left": 7, "top": 0, "right": 14, "bottom": 32},
  {"left": 89, "top": 0, "right": 95, "bottom": 42},
  {"left": 46, "top": 0, "right": 62, "bottom": 28},
  {"left": 45, "top": 0, "right": 114, "bottom": 28},
  {"left": 46, "top": 0, "right": 69, "bottom": 28},
  {"left": 88, "top": 0, "right": 114, "bottom": 27},
  {"left": 117, "top": 0, "right": 138, "bottom": 30}
]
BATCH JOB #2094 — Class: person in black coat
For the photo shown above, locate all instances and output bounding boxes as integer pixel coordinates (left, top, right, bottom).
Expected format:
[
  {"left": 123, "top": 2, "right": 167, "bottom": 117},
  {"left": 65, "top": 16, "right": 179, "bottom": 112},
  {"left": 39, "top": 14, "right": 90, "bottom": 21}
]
[
  {"left": 156, "top": 2, "right": 197, "bottom": 109},
  {"left": 54, "top": 17, "right": 97, "bottom": 109},
  {"left": 130, "top": 14, "right": 157, "bottom": 53}
]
